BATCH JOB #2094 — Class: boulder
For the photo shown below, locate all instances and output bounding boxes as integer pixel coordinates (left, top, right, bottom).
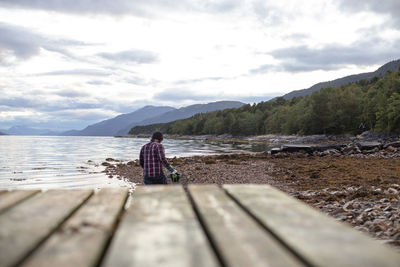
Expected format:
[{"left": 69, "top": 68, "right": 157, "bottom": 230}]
[
  {"left": 312, "top": 144, "right": 345, "bottom": 152},
  {"left": 280, "top": 144, "right": 313, "bottom": 153},
  {"left": 341, "top": 145, "right": 361, "bottom": 154},
  {"left": 321, "top": 149, "right": 341, "bottom": 157},
  {"left": 385, "top": 146, "right": 397, "bottom": 152},
  {"left": 270, "top": 147, "right": 282, "bottom": 155},
  {"left": 383, "top": 141, "right": 400, "bottom": 149},
  {"left": 356, "top": 141, "right": 381, "bottom": 151}
]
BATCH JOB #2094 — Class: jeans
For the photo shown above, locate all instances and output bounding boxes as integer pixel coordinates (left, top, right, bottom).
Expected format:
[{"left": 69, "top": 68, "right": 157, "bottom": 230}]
[{"left": 144, "top": 173, "right": 167, "bottom": 185}]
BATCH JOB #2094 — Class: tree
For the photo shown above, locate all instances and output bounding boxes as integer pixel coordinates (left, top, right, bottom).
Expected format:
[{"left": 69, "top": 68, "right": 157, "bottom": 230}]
[{"left": 387, "top": 92, "right": 400, "bottom": 133}]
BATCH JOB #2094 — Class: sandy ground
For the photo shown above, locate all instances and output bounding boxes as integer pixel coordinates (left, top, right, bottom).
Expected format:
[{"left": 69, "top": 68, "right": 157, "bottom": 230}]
[{"left": 103, "top": 152, "right": 400, "bottom": 249}]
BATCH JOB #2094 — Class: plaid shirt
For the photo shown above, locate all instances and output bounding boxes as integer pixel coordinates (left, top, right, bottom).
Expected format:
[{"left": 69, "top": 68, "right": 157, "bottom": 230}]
[{"left": 139, "top": 141, "right": 172, "bottom": 177}]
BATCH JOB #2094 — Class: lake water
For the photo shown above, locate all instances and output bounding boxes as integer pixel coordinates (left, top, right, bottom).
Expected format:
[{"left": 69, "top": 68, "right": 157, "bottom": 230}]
[{"left": 0, "top": 136, "right": 275, "bottom": 189}]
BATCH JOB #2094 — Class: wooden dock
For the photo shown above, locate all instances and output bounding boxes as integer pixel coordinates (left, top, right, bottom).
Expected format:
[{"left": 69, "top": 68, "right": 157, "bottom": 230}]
[{"left": 0, "top": 185, "right": 399, "bottom": 267}]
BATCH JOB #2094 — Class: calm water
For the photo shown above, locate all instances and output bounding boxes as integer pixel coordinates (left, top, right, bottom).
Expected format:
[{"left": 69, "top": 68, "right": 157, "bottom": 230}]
[{"left": 0, "top": 136, "right": 274, "bottom": 189}]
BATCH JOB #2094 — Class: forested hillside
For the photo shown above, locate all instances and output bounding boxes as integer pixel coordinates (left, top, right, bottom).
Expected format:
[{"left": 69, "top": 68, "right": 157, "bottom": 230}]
[{"left": 131, "top": 70, "right": 400, "bottom": 136}]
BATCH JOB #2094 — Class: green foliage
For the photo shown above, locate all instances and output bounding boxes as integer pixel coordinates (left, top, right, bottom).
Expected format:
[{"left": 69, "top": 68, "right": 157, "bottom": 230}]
[
  {"left": 128, "top": 123, "right": 169, "bottom": 135},
  {"left": 130, "top": 70, "right": 400, "bottom": 136}
]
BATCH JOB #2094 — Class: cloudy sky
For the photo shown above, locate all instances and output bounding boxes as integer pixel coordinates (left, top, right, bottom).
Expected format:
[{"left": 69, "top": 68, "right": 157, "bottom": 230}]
[{"left": 0, "top": 0, "right": 399, "bottom": 131}]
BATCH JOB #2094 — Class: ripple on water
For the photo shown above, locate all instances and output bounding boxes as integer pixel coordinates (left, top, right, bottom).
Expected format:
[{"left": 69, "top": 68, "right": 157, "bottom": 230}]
[{"left": 1, "top": 136, "right": 263, "bottom": 189}]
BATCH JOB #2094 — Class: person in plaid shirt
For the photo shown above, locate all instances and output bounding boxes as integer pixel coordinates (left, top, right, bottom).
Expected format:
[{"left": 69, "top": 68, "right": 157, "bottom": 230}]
[{"left": 139, "top": 132, "right": 177, "bottom": 185}]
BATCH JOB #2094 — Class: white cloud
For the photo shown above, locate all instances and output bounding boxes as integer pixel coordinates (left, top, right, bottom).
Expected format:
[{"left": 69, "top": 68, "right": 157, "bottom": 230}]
[
  {"left": 0, "top": 0, "right": 243, "bottom": 16},
  {"left": 252, "top": 38, "right": 400, "bottom": 73},
  {"left": 338, "top": 0, "right": 400, "bottom": 27},
  {"left": 0, "top": 22, "right": 90, "bottom": 65},
  {"left": 98, "top": 50, "right": 158, "bottom": 64},
  {"left": 39, "top": 69, "right": 111, "bottom": 76}
]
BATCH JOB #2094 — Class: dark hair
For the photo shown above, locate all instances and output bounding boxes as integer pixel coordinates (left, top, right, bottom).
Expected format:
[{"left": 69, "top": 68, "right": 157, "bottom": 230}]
[{"left": 151, "top": 132, "right": 163, "bottom": 142}]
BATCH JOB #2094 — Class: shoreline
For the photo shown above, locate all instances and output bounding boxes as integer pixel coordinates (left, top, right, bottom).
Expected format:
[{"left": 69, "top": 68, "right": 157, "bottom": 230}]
[
  {"left": 104, "top": 147, "right": 400, "bottom": 249},
  {"left": 120, "top": 131, "right": 400, "bottom": 146}
]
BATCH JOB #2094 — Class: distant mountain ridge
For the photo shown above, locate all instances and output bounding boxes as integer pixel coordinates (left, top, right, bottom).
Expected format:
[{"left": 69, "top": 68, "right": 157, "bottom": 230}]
[
  {"left": 1, "top": 126, "right": 60, "bottom": 136},
  {"left": 61, "top": 106, "right": 175, "bottom": 136},
  {"left": 282, "top": 59, "right": 400, "bottom": 99},
  {"left": 117, "top": 101, "right": 245, "bottom": 135},
  {"left": 61, "top": 101, "right": 245, "bottom": 136}
]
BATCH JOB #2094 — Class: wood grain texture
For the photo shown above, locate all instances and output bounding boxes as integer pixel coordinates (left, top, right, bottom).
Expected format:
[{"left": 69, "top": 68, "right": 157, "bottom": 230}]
[
  {"left": 0, "top": 189, "right": 92, "bottom": 267},
  {"left": 0, "top": 190, "right": 39, "bottom": 214},
  {"left": 102, "top": 185, "right": 219, "bottom": 267},
  {"left": 224, "top": 184, "right": 400, "bottom": 267},
  {"left": 189, "top": 185, "right": 304, "bottom": 267},
  {"left": 20, "top": 188, "right": 129, "bottom": 267}
]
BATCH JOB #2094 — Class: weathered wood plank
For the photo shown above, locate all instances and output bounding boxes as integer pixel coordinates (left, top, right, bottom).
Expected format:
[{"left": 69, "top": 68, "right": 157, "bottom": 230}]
[
  {"left": 0, "top": 189, "right": 92, "bottom": 267},
  {"left": 20, "top": 188, "right": 129, "bottom": 267},
  {"left": 189, "top": 185, "right": 304, "bottom": 267},
  {"left": 0, "top": 190, "right": 39, "bottom": 214},
  {"left": 224, "top": 184, "right": 400, "bottom": 267},
  {"left": 102, "top": 185, "right": 220, "bottom": 267}
]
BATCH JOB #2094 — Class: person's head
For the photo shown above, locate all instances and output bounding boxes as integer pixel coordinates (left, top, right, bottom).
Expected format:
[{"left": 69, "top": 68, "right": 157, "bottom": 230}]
[{"left": 151, "top": 132, "right": 163, "bottom": 142}]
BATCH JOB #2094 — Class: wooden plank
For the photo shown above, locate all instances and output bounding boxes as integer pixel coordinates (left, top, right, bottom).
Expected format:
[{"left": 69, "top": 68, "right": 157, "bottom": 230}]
[
  {"left": 0, "top": 190, "right": 39, "bottom": 214},
  {"left": 224, "top": 184, "right": 400, "bottom": 267},
  {"left": 0, "top": 189, "right": 92, "bottom": 267},
  {"left": 102, "top": 185, "right": 220, "bottom": 267},
  {"left": 189, "top": 185, "right": 304, "bottom": 267},
  {"left": 20, "top": 188, "right": 129, "bottom": 267}
]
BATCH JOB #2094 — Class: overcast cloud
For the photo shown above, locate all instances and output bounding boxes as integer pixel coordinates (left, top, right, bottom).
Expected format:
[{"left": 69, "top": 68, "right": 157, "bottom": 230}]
[
  {"left": 0, "top": 0, "right": 242, "bottom": 16},
  {"left": 0, "top": 0, "right": 399, "bottom": 131},
  {"left": 0, "top": 22, "right": 90, "bottom": 65},
  {"left": 0, "top": 22, "right": 41, "bottom": 61},
  {"left": 252, "top": 38, "right": 400, "bottom": 73},
  {"left": 338, "top": 0, "right": 400, "bottom": 27},
  {"left": 98, "top": 50, "right": 158, "bottom": 64},
  {"left": 39, "top": 69, "right": 111, "bottom": 76},
  {"left": 153, "top": 88, "right": 277, "bottom": 104}
]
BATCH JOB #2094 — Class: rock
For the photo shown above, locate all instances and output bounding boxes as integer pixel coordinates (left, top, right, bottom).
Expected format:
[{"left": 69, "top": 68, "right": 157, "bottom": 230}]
[
  {"left": 391, "top": 184, "right": 400, "bottom": 190},
  {"left": 313, "top": 144, "right": 345, "bottom": 152},
  {"left": 341, "top": 145, "right": 361, "bottom": 155},
  {"left": 270, "top": 147, "right": 282, "bottom": 155},
  {"left": 383, "top": 141, "right": 400, "bottom": 149},
  {"left": 343, "top": 201, "right": 354, "bottom": 211},
  {"left": 385, "top": 146, "right": 397, "bottom": 152},
  {"left": 386, "top": 188, "right": 399, "bottom": 194},
  {"left": 374, "top": 188, "right": 383, "bottom": 193},
  {"left": 357, "top": 131, "right": 388, "bottom": 141},
  {"left": 355, "top": 226, "right": 369, "bottom": 233},
  {"left": 322, "top": 149, "right": 341, "bottom": 156},
  {"left": 281, "top": 144, "right": 313, "bottom": 153},
  {"left": 356, "top": 141, "right": 382, "bottom": 151},
  {"left": 356, "top": 213, "right": 367, "bottom": 224}
]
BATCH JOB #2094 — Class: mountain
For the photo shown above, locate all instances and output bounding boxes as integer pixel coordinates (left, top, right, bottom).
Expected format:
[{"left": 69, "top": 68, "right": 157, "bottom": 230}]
[
  {"left": 61, "top": 106, "right": 175, "bottom": 136},
  {"left": 3, "top": 126, "right": 61, "bottom": 136},
  {"left": 281, "top": 59, "right": 400, "bottom": 99},
  {"left": 120, "top": 101, "right": 245, "bottom": 136},
  {"left": 0, "top": 131, "right": 6, "bottom": 135}
]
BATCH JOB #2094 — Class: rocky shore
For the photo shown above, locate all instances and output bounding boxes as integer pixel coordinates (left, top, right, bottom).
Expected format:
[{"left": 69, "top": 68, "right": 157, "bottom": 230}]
[{"left": 103, "top": 132, "right": 400, "bottom": 249}]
